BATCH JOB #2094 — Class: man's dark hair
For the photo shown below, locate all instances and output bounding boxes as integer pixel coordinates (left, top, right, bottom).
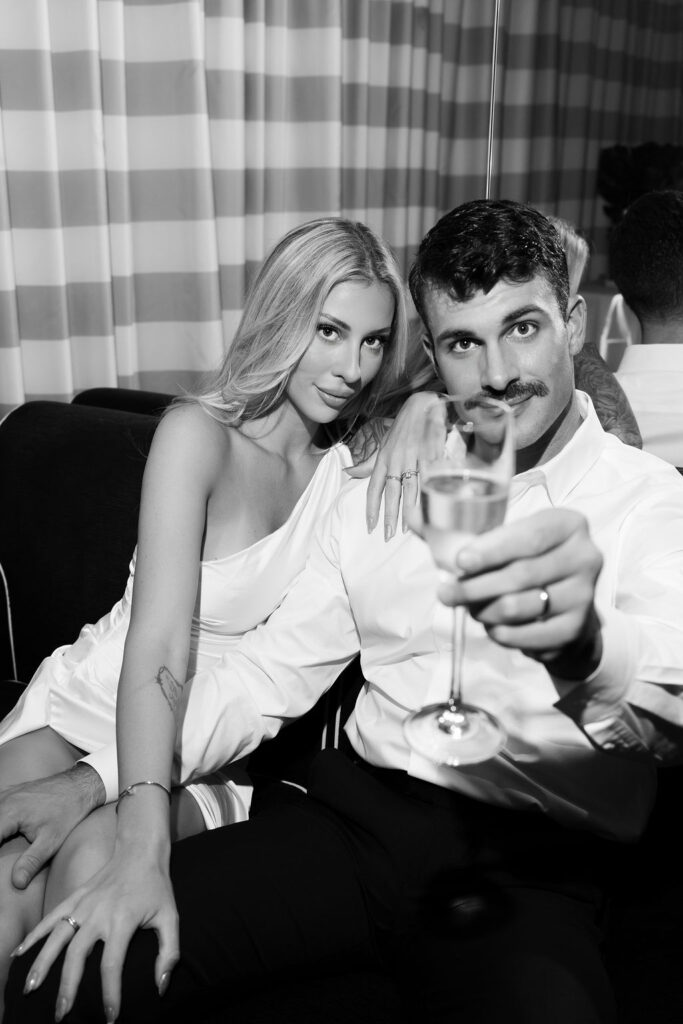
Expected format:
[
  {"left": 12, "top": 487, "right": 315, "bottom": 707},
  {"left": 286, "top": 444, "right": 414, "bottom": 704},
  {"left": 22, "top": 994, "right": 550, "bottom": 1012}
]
[
  {"left": 408, "top": 199, "right": 570, "bottom": 330},
  {"left": 609, "top": 189, "right": 683, "bottom": 322}
]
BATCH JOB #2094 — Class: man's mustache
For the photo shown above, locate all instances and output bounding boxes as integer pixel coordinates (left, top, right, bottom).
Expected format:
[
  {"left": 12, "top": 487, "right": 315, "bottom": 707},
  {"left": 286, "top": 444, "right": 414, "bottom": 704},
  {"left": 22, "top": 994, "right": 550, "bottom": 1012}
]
[{"left": 463, "top": 381, "right": 549, "bottom": 410}]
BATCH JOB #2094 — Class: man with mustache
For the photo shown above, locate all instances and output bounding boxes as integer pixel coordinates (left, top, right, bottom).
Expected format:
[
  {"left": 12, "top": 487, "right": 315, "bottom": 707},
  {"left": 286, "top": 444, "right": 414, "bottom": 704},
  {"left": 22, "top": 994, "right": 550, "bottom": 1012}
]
[{"left": 7, "top": 200, "right": 683, "bottom": 1024}]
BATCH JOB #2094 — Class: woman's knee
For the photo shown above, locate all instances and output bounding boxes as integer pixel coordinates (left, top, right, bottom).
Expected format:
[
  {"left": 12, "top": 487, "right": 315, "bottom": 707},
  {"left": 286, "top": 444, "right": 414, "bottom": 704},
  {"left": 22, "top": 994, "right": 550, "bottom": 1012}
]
[
  {"left": 44, "top": 804, "right": 117, "bottom": 909},
  {"left": 0, "top": 836, "right": 47, "bottom": 942}
]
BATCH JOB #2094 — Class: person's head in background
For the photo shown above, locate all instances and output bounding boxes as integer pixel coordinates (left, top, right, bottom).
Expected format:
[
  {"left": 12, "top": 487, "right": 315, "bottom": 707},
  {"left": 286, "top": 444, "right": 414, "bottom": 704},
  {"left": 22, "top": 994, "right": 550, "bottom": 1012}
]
[
  {"left": 548, "top": 215, "right": 590, "bottom": 296},
  {"left": 183, "top": 217, "right": 409, "bottom": 445},
  {"left": 609, "top": 189, "right": 683, "bottom": 345}
]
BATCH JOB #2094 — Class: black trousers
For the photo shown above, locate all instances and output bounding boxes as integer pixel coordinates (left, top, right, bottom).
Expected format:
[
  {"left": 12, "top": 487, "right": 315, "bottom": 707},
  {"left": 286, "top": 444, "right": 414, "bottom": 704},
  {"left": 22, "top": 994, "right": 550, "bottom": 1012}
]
[{"left": 5, "top": 750, "right": 619, "bottom": 1023}]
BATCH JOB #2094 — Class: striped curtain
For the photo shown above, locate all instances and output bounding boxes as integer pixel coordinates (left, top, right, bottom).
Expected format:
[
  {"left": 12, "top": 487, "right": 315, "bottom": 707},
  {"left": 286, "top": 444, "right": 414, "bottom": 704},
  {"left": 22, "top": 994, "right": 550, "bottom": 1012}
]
[
  {"left": 0, "top": 0, "right": 681, "bottom": 413},
  {"left": 492, "top": 0, "right": 683, "bottom": 278}
]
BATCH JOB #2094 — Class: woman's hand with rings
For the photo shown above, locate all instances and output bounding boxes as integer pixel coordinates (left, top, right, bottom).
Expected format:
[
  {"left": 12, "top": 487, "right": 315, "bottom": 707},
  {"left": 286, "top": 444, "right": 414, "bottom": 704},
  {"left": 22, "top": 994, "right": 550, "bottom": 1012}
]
[
  {"left": 346, "top": 392, "right": 439, "bottom": 539},
  {"left": 12, "top": 847, "right": 179, "bottom": 1023}
]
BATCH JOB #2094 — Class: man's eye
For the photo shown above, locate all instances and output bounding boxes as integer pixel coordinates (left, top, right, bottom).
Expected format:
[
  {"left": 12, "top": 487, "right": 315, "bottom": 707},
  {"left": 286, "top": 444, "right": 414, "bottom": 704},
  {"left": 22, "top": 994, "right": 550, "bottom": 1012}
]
[
  {"left": 511, "top": 321, "right": 536, "bottom": 339},
  {"left": 450, "top": 338, "right": 477, "bottom": 353}
]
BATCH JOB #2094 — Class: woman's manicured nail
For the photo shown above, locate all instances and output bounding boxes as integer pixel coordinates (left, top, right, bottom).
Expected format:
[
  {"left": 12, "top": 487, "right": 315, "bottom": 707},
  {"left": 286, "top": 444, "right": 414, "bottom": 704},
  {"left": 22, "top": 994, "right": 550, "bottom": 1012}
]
[
  {"left": 9, "top": 942, "right": 24, "bottom": 957},
  {"left": 23, "top": 971, "right": 38, "bottom": 994},
  {"left": 105, "top": 1005, "right": 117, "bottom": 1023},
  {"left": 55, "top": 996, "right": 69, "bottom": 1021},
  {"left": 366, "top": 513, "right": 377, "bottom": 532},
  {"left": 158, "top": 971, "right": 171, "bottom": 996},
  {"left": 384, "top": 522, "right": 395, "bottom": 541}
]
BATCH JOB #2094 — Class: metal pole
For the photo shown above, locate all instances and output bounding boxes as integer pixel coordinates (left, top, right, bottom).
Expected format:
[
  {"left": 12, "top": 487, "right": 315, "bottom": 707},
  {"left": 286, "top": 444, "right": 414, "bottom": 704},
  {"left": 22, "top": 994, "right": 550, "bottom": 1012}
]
[{"left": 485, "top": 0, "right": 502, "bottom": 199}]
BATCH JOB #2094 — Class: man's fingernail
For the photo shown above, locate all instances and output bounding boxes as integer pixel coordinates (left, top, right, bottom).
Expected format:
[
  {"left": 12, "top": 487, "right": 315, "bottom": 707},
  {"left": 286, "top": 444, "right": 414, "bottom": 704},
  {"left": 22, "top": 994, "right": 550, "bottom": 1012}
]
[
  {"left": 23, "top": 971, "right": 38, "bottom": 994},
  {"left": 458, "top": 549, "right": 478, "bottom": 571},
  {"left": 158, "top": 971, "right": 171, "bottom": 997},
  {"left": 384, "top": 522, "right": 395, "bottom": 541},
  {"left": 55, "top": 997, "right": 69, "bottom": 1021},
  {"left": 105, "top": 1005, "right": 117, "bottom": 1023}
]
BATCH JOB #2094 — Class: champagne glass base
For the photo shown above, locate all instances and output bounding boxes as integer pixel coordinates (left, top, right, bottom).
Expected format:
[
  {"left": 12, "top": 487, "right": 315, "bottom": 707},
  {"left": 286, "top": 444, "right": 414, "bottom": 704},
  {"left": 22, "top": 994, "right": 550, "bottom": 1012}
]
[{"left": 403, "top": 702, "right": 505, "bottom": 766}]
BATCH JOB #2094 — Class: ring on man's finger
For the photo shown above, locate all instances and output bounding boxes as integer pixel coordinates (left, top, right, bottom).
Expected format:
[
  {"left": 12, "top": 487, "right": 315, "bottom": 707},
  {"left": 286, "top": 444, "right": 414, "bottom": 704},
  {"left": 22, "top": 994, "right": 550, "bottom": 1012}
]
[
  {"left": 61, "top": 915, "right": 81, "bottom": 933},
  {"left": 536, "top": 588, "right": 551, "bottom": 621},
  {"left": 400, "top": 469, "right": 419, "bottom": 482}
]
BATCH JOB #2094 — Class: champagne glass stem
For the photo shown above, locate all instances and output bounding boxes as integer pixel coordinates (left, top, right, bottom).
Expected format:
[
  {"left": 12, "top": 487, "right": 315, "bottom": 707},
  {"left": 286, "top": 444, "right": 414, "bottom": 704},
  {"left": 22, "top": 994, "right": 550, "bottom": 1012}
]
[
  {"left": 437, "top": 600, "right": 468, "bottom": 734},
  {"left": 449, "top": 602, "right": 466, "bottom": 710}
]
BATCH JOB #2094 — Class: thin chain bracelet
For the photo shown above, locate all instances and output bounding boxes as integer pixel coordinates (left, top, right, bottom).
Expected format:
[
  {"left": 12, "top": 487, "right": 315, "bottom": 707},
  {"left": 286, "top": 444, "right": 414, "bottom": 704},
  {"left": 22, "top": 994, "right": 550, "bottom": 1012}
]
[{"left": 116, "top": 779, "right": 172, "bottom": 812}]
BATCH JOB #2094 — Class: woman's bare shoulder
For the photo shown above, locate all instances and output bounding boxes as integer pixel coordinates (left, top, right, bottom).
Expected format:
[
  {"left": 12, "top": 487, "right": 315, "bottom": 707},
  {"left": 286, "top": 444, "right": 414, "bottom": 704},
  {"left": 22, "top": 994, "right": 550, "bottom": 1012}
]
[
  {"left": 157, "top": 403, "right": 234, "bottom": 449},
  {"left": 146, "top": 404, "right": 239, "bottom": 486}
]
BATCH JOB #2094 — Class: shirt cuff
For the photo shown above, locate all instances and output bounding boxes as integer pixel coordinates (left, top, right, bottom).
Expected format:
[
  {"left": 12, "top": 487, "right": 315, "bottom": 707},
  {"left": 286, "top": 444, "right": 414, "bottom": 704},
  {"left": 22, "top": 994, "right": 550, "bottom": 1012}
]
[
  {"left": 78, "top": 747, "right": 119, "bottom": 803},
  {"left": 552, "top": 608, "right": 652, "bottom": 759}
]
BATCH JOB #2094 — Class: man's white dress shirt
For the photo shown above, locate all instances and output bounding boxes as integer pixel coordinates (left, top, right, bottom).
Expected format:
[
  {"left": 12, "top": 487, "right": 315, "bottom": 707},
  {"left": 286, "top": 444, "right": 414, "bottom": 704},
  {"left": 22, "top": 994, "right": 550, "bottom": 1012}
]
[
  {"left": 84, "top": 393, "right": 683, "bottom": 841},
  {"left": 617, "top": 343, "right": 683, "bottom": 467}
]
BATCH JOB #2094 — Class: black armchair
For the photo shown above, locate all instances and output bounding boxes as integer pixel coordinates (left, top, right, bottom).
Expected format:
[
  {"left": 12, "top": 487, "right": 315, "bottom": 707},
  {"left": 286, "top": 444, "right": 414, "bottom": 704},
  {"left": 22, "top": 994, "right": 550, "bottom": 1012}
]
[{"left": 1, "top": 391, "right": 682, "bottom": 1023}]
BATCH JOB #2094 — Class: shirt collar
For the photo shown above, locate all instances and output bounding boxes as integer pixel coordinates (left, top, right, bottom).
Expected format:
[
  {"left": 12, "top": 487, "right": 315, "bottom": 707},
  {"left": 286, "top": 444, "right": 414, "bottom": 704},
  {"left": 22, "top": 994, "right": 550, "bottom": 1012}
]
[
  {"left": 510, "top": 391, "right": 606, "bottom": 506},
  {"left": 618, "top": 344, "right": 683, "bottom": 373}
]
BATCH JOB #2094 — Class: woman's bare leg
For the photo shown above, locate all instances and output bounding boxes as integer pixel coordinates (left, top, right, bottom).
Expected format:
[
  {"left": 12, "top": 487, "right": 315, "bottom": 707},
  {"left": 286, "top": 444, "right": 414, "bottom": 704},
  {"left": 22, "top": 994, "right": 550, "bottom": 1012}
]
[{"left": 0, "top": 729, "right": 83, "bottom": 1018}]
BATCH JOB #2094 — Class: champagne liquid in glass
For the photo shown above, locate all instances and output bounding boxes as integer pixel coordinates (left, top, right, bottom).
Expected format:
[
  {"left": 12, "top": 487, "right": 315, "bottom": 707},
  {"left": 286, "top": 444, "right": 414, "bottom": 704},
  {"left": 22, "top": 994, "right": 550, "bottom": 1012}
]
[{"left": 421, "top": 471, "right": 508, "bottom": 574}]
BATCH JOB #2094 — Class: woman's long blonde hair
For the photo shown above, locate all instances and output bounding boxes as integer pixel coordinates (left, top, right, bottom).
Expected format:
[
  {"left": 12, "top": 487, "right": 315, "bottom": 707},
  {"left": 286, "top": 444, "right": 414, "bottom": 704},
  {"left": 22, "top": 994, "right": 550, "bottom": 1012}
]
[{"left": 178, "top": 218, "right": 408, "bottom": 443}]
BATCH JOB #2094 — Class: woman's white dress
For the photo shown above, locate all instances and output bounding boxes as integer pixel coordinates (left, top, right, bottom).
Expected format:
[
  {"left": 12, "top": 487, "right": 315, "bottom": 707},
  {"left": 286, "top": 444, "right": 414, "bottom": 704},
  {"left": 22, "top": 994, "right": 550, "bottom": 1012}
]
[{"left": 0, "top": 444, "right": 351, "bottom": 827}]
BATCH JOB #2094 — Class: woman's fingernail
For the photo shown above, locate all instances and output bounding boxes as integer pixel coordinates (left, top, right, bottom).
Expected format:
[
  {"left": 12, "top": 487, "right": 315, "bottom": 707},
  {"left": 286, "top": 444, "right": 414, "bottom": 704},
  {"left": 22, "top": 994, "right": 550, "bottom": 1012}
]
[
  {"left": 9, "top": 942, "right": 24, "bottom": 957},
  {"left": 384, "top": 522, "right": 395, "bottom": 541},
  {"left": 23, "top": 971, "right": 38, "bottom": 994},
  {"left": 105, "top": 1005, "right": 117, "bottom": 1023},
  {"left": 158, "top": 971, "right": 171, "bottom": 997},
  {"left": 55, "top": 996, "right": 68, "bottom": 1021},
  {"left": 366, "top": 513, "right": 376, "bottom": 533}
]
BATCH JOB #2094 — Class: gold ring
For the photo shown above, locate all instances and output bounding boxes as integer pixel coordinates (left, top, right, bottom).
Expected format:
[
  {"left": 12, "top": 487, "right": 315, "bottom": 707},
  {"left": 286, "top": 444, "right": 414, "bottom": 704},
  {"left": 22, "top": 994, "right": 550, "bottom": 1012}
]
[{"left": 61, "top": 915, "right": 80, "bottom": 933}]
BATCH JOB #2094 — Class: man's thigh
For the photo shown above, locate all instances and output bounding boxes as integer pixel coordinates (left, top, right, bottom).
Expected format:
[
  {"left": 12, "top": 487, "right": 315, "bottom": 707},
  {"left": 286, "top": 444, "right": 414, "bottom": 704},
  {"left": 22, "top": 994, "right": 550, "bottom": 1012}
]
[
  {"left": 5, "top": 791, "right": 377, "bottom": 1024},
  {"left": 396, "top": 884, "right": 615, "bottom": 1024}
]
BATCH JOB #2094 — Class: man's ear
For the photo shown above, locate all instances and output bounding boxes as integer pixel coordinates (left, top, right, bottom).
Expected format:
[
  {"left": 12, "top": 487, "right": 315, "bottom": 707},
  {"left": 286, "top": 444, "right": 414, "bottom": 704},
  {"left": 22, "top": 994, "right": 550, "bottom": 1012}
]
[{"left": 567, "top": 295, "right": 586, "bottom": 357}]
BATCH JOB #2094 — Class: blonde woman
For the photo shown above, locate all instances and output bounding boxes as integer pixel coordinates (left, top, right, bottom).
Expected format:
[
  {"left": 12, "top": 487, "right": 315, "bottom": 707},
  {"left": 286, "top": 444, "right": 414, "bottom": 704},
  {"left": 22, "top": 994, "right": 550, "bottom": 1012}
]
[{"left": 0, "top": 217, "right": 409, "bottom": 1011}]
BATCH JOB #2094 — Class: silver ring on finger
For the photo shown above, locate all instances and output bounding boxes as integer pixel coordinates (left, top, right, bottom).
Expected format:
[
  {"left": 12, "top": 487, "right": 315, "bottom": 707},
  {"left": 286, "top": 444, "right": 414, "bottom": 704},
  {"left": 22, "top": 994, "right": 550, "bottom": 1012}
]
[
  {"left": 386, "top": 474, "right": 402, "bottom": 482},
  {"left": 61, "top": 915, "right": 81, "bottom": 933},
  {"left": 536, "top": 588, "right": 551, "bottom": 621},
  {"left": 400, "top": 469, "right": 419, "bottom": 482}
]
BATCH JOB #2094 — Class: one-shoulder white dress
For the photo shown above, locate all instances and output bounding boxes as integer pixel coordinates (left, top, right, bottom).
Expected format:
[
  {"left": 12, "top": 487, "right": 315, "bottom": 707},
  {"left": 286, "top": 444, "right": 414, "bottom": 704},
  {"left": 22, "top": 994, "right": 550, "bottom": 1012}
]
[{"left": 0, "top": 444, "right": 351, "bottom": 828}]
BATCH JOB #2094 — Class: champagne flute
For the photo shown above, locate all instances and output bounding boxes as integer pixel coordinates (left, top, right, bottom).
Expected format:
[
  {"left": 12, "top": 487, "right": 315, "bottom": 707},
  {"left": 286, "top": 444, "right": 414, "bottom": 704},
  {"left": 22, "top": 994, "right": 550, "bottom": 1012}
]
[{"left": 403, "top": 393, "right": 515, "bottom": 766}]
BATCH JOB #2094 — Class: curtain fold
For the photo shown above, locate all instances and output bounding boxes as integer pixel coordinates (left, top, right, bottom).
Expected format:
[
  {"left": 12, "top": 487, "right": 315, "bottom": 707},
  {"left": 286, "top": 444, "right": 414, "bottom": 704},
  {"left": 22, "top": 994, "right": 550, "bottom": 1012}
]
[{"left": 0, "top": 0, "right": 681, "bottom": 414}]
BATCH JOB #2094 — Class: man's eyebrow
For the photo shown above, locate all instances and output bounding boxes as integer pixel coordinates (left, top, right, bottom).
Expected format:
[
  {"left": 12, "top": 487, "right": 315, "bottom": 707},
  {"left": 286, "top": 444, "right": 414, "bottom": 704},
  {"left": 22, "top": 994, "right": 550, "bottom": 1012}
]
[{"left": 502, "top": 304, "right": 545, "bottom": 325}]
